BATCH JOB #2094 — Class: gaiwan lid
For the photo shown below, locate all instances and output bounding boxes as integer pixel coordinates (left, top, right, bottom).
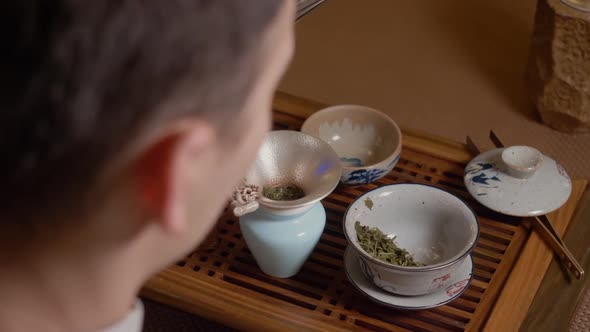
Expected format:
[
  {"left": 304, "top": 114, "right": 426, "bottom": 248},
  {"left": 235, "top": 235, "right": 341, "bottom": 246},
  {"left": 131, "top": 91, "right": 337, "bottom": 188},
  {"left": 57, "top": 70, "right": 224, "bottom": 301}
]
[{"left": 464, "top": 146, "right": 572, "bottom": 217}]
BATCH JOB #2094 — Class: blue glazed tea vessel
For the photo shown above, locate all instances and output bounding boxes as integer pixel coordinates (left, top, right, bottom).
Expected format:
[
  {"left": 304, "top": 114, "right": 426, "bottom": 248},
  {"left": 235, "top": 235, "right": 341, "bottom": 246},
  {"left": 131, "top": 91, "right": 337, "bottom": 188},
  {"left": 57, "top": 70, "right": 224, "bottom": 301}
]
[{"left": 231, "top": 130, "right": 341, "bottom": 278}]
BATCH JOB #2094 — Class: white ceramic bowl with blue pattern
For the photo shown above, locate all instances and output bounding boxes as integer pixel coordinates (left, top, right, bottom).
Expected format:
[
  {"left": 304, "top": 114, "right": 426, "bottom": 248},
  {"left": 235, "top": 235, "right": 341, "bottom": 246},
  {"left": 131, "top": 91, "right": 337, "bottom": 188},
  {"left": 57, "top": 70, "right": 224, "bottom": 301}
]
[{"left": 301, "top": 105, "right": 402, "bottom": 185}]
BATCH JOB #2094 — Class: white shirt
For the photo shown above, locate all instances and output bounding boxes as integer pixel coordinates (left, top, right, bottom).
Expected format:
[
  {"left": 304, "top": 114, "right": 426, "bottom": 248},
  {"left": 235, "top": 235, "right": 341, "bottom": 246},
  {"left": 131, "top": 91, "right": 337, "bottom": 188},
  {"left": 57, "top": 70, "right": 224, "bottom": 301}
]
[{"left": 99, "top": 300, "right": 144, "bottom": 332}]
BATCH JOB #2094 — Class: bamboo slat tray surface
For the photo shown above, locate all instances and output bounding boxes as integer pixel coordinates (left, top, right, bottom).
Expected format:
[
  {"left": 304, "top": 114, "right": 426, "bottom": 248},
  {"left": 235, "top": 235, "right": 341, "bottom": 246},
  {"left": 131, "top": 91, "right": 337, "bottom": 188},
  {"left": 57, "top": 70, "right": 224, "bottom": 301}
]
[{"left": 142, "top": 92, "right": 587, "bottom": 332}]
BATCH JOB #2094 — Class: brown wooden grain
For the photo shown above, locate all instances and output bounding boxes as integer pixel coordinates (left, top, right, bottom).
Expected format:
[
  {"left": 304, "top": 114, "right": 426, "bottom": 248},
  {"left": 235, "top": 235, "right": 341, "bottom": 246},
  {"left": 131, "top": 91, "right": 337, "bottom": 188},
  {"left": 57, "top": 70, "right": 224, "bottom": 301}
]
[
  {"left": 520, "top": 190, "right": 590, "bottom": 331},
  {"left": 143, "top": 269, "right": 352, "bottom": 332},
  {"left": 466, "top": 210, "right": 530, "bottom": 332},
  {"left": 483, "top": 180, "right": 587, "bottom": 332}
]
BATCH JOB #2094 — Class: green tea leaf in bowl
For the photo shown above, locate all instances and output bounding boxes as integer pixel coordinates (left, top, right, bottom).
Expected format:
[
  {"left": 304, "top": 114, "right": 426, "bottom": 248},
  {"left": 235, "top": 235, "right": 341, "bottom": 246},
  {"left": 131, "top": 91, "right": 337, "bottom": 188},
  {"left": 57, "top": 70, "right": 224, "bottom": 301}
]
[
  {"left": 364, "top": 197, "right": 374, "bottom": 210},
  {"left": 262, "top": 184, "right": 305, "bottom": 201},
  {"left": 354, "top": 221, "right": 423, "bottom": 267}
]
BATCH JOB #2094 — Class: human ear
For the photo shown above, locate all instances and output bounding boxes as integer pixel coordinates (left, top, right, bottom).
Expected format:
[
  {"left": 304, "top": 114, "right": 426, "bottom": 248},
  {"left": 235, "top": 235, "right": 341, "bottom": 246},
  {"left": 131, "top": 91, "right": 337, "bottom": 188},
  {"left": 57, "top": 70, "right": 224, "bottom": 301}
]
[{"left": 135, "top": 120, "right": 214, "bottom": 234}]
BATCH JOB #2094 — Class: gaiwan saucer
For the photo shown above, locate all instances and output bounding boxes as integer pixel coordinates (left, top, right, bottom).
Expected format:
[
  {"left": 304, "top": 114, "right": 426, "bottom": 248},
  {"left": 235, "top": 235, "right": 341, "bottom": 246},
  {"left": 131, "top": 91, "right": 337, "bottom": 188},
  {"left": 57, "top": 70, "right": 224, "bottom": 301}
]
[
  {"left": 464, "top": 146, "right": 572, "bottom": 217},
  {"left": 344, "top": 247, "right": 473, "bottom": 310}
]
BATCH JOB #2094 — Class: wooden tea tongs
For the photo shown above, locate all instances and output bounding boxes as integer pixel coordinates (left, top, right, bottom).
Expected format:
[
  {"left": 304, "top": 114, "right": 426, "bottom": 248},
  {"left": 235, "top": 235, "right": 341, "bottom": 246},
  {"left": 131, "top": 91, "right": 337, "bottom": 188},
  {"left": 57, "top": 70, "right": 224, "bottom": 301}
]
[{"left": 466, "top": 131, "right": 584, "bottom": 280}]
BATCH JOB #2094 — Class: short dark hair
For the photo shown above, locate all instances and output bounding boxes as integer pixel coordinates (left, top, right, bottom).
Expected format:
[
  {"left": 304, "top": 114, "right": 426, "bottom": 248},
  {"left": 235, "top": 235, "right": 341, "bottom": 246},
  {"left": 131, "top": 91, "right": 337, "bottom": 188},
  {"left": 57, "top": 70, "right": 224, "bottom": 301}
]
[{"left": 0, "top": 0, "right": 284, "bottom": 225}]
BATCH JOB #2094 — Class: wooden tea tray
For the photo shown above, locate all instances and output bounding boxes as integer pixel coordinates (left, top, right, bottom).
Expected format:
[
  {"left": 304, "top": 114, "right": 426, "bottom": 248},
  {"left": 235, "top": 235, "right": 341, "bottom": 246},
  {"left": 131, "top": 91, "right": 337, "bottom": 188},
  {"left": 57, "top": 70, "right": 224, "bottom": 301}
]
[{"left": 142, "top": 92, "right": 587, "bottom": 332}]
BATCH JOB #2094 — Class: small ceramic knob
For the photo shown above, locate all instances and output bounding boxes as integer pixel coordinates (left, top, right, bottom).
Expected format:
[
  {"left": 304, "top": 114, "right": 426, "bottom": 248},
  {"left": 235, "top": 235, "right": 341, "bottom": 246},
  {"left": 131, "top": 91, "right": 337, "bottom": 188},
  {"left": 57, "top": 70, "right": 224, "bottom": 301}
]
[{"left": 501, "top": 146, "right": 544, "bottom": 179}]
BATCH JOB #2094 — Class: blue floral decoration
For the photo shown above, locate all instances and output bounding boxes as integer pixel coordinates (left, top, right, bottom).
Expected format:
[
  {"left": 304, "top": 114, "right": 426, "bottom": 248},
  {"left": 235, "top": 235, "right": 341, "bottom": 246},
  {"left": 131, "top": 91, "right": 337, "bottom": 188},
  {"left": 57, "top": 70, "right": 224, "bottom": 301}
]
[
  {"left": 342, "top": 154, "right": 400, "bottom": 185},
  {"left": 344, "top": 169, "right": 387, "bottom": 185},
  {"left": 465, "top": 162, "right": 495, "bottom": 175},
  {"left": 471, "top": 174, "right": 500, "bottom": 185},
  {"left": 465, "top": 162, "right": 501, "bottom": 189}
]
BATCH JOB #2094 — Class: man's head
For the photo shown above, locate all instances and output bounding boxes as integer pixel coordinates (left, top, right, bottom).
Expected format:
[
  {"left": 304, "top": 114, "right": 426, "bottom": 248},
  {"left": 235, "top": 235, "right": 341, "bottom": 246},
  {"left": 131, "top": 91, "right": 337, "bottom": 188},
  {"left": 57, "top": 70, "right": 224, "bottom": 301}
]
[{"left": 1, "top": 0, "right": 294, "bottom": 271}]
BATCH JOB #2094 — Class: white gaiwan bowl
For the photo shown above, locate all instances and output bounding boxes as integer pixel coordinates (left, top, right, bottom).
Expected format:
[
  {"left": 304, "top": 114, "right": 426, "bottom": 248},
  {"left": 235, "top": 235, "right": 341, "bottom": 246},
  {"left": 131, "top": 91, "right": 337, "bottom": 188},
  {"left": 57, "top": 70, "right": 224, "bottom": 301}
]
[
  {"left": 343, "top": 184, "right": 479, "bottom": 296},
  {"left": 301, "top": 105, "right": 402, "bottom": 185}
]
